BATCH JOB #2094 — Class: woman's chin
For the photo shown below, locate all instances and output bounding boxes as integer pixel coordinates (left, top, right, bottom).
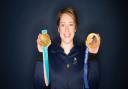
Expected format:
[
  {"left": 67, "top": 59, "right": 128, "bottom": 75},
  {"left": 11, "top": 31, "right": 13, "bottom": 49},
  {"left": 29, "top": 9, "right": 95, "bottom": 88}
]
[{"left": 62, "top": 40, "right": 72, "bottom": 44}]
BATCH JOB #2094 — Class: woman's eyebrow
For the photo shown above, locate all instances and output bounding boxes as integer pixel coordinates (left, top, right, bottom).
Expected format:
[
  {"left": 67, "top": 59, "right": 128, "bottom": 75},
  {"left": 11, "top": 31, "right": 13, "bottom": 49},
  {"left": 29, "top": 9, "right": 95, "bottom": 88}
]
[
  {"left": 60, "top": 22, "right": 65, "bottom": 23},
  {"left": 60, "top": 22, "right": 74, "bottom": 23}
]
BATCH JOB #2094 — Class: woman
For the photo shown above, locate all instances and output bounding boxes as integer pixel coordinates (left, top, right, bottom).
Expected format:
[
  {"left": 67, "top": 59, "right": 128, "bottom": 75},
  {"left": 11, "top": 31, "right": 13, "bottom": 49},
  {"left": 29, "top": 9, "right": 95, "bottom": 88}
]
[{"left": 34, "top": 7, "right": 100, "bottom": 89}]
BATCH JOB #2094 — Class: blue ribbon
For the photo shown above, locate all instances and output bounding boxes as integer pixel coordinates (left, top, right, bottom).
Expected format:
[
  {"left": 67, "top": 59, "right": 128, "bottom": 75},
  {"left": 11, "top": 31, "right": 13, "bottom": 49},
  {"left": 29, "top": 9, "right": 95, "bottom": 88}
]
[{"left": 84, "top": 48, "right": 89, "bottom": 89}]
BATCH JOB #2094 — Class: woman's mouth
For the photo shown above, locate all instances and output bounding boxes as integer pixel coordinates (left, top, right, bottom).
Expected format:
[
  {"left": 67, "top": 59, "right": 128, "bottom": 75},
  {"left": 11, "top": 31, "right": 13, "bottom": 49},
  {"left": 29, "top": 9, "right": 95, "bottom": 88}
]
[{"left": 64, "top": 34, "right": 71, "bottom": 38}]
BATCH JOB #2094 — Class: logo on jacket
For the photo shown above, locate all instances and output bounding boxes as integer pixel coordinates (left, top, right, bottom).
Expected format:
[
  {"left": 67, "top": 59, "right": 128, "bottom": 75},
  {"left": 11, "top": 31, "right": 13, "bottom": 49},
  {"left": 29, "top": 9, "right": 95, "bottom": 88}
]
[{"left": 73, "top": 57, "right": 77, "bottom": 64}]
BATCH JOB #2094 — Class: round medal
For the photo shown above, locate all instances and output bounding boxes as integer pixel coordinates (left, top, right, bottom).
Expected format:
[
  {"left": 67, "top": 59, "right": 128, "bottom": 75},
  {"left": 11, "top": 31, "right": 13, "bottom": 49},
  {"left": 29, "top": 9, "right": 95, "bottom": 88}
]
[{"left": 86, "top": 33, "right": 100, "bottom": 49}]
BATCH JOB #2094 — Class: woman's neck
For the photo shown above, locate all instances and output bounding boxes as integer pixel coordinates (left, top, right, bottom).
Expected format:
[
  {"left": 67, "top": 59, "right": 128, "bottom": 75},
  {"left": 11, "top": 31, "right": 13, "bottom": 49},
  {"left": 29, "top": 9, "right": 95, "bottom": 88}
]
[{"left": 60, "top": 42, "right": 74, "bottom": 55}]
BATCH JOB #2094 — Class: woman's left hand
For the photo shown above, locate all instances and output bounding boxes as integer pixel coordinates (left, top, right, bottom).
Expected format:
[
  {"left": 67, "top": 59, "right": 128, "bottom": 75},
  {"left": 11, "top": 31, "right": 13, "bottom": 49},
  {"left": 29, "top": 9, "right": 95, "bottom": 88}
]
[{"left": 86, "top": 33, "right": 101, "bottom": 54}]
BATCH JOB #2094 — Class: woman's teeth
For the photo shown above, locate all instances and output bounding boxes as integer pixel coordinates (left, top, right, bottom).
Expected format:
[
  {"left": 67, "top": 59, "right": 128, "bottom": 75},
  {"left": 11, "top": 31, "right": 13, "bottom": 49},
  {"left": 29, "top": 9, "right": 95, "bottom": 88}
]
[{"left": 64, "top": 34, "right": 71, "bottom": 38}]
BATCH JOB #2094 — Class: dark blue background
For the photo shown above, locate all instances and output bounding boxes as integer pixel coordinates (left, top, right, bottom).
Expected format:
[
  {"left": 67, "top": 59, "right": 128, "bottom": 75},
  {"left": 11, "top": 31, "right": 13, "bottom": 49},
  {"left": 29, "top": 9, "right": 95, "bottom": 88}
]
[{"left": 1, "top": 0, "right": 127, "bottom": 89}]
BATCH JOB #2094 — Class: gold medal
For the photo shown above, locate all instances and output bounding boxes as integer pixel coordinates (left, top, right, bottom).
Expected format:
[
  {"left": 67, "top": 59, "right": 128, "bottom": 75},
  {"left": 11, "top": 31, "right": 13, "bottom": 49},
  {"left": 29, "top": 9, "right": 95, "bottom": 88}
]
[
  {"left": 40, "top": 34, "right": 51, "bottom": 47},
  {"left": 86, "top": 33, "right": 100, "bottom": 49}
]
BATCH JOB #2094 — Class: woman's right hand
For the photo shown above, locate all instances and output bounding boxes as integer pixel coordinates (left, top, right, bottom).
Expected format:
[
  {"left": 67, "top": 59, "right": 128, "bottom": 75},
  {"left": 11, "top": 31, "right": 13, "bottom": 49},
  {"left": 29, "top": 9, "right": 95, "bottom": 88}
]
[
  {"left": 37, "top": 33, "right": 51, "bottom": 52},
  {"left": 37, "top": 33, "right": 43, "bottom": 52}
]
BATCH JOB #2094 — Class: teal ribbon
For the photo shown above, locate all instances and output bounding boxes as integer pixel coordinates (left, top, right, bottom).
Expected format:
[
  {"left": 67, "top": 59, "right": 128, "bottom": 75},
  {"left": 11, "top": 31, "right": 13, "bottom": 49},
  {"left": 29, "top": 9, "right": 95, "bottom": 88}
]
[
  {"left": 41, "top": 30, "right": 50, "bottom": 86},
  {"left": 42, "top": 46, "right": 50, "bottom": 86}
]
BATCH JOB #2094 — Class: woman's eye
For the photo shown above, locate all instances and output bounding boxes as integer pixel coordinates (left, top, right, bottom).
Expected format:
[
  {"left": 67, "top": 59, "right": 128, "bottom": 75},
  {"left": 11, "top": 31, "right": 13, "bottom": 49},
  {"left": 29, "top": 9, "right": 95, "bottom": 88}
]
[
  {"left": 70, "top": 24, "right": 73, "bottom": 26},
  {"left": 61, "top": 24, "right": 64, "bottom": 27}
]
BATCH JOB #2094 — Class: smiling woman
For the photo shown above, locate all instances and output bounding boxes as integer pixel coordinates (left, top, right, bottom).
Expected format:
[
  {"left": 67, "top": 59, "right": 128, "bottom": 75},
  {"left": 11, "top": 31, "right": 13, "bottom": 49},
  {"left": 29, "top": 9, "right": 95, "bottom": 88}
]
[
  {"left": 34, "top": 7, "right": 100, "bottom": 89},
  {"left": 57, "top": 7, "right": 78, "bottom": 54}
]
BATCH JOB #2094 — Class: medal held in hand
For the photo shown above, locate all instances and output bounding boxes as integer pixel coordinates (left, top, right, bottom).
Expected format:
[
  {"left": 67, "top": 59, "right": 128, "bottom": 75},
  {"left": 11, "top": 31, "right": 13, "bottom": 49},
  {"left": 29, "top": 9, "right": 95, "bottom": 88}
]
[
  {"left": 40, "top": 30, "right": 51, "bottom": 86},
  {"left": 86, "top": 33, "right": 101, "bottom": 54},
  {"left": 84, "top": 33, "right": 100, "bottom": 88}
]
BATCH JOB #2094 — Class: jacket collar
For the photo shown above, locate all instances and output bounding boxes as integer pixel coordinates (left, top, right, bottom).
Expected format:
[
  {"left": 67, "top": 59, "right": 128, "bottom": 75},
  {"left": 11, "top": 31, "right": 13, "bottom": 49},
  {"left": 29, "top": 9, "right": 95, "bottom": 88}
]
[{"left": 48, "top": 36, "right": 86, "bottom": 55}]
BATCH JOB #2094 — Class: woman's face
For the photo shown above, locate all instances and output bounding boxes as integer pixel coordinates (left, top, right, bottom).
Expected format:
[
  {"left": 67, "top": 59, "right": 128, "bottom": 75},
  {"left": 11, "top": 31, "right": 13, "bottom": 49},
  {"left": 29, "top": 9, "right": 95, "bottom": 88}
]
[{"left": 58, "top": 13, "right": 76, "bottom": 44}]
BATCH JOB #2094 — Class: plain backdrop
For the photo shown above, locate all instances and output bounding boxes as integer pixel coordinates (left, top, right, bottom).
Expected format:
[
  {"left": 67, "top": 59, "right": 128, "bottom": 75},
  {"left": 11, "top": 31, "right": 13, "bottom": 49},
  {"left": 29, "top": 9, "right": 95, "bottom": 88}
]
[{"left": 1, "top": 0, "right": 127, "bottom": 89}]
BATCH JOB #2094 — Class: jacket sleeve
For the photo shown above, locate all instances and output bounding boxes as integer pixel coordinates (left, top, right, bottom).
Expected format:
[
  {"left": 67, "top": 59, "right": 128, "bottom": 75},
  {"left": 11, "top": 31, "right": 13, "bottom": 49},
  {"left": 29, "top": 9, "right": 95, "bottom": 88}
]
[{"left": 34, "top": 53, "right": 46, "bottom": 89}]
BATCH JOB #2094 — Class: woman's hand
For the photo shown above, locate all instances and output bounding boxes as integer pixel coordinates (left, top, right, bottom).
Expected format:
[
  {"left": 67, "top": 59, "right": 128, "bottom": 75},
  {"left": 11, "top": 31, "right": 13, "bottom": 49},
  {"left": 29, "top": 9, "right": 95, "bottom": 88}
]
[
  {"left": 86, "top": 33, "right": 101, "bottom": 54},
  {"left": 37, "top": 33, "right": 51, "bottom": 52}
]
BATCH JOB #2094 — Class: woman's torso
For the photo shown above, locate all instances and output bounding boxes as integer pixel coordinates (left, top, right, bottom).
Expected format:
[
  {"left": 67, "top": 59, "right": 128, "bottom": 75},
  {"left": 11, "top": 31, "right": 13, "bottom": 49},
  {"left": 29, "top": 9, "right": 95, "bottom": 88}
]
[{"left": 48, "top": 43, "right": 85, "bottom": 89}]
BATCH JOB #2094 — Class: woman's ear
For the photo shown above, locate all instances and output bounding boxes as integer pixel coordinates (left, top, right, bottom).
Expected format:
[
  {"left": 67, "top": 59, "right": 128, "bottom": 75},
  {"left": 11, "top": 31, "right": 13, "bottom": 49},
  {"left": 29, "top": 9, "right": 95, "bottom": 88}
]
[
  {"left": 75, "top": 29, "right": 76, "bottom": 32},
  {"left": 74, "top": 28, "right": 77, "bottom": 33}
]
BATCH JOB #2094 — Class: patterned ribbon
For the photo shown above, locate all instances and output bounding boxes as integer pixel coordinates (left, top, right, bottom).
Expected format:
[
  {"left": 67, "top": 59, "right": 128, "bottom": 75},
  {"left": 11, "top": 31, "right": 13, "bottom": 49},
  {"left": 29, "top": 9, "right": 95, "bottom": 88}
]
[{"left": 84, "top": 48, "right": 89, "bottom": 89}]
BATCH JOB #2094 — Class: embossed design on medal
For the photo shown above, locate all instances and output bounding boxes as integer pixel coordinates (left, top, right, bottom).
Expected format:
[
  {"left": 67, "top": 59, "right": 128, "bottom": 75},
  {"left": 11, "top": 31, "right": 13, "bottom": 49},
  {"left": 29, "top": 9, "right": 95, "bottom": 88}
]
[
  {"left": 40, "top": 33, "right": 51, "bottom": 47},
  {"left": 86, "top": 33, "right": 100, "bottom": 49}
]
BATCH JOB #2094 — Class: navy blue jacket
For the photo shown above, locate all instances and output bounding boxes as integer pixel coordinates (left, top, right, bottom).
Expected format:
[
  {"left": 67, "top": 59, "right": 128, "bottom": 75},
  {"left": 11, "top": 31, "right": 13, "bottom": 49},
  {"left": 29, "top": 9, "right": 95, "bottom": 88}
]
[{"left": 34, "top": 38, "right": 100, "bottom": 89}]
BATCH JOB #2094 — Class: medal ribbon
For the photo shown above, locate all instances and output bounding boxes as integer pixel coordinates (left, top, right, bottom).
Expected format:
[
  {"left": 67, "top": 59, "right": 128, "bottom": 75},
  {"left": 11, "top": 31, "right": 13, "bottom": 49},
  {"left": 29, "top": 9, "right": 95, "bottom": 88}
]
[
  {"left": 84, "top": 48, "right": 89, "bottom": 89},
  {"left": 41, "top": 30, "right": 50, "bottom": 86}
]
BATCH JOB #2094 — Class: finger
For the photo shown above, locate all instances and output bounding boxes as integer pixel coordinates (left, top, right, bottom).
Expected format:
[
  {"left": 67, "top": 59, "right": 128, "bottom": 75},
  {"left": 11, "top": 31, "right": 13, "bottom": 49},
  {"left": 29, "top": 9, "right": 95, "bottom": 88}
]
[
  {"left": 37, "top": 39, "right": 40, "bottom": 46},
  {"left": 37, "top": 37, "right": 42, "bottom": 45},
  {"left": 37, "top": 34, "right": 40, "bottom": 41},
  {"left": 38, "top": 33, "right": 42, "bottom": 39},
  {"left": 38, "top": 33, "right": 40, "bottom": 38},
  {"left": 96, "top": 33, "right": 100, "bottom": 39},
  {"left": 36, "top": 39, "right": 38, "bottom": 43}
]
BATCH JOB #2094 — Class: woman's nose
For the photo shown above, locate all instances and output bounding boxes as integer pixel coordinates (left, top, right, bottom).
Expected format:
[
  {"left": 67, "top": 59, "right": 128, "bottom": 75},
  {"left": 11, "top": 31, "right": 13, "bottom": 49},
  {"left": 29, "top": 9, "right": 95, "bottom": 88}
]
[{"left": 65, "top": 25, "right": 69, "bottom": 32}]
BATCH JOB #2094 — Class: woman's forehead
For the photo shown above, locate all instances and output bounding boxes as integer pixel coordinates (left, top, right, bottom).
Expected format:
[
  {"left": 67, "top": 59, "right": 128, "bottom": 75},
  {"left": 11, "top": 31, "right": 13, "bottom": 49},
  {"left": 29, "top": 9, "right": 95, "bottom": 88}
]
[{"left": 60, "top": 13, "right": 75, "bottom": 22}]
